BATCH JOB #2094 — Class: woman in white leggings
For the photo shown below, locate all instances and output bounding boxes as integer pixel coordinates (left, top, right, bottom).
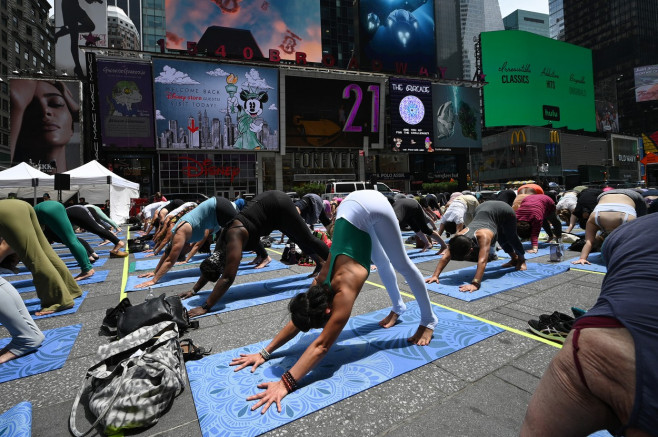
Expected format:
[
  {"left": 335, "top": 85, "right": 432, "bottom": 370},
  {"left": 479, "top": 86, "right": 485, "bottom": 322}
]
[{"left": 0, "top": 277, "right": 45, "bottom": 364}]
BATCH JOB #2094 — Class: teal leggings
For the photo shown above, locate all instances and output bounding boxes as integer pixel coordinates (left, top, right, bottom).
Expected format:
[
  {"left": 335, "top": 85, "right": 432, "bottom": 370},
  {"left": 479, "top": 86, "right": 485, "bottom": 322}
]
[{"left": 34, "top": 201, "right": 93, "bottom": 273}]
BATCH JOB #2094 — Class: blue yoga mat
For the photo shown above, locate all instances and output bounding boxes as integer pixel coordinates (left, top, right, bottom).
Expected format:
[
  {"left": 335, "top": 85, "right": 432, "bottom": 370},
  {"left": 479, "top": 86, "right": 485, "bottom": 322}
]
[
  {"left": 424, "top": 261, "right": 570, "bottom": 302},
  {"left": 182, "top": 273, "right": 313, "bottom": 317},
  {"left": 57, "top": 249, "right": 114, "bottom": 261},
  {"left": 405, "top": 249, "right": 444, "bottom": 265},
  {"left": 562, "top": 253, "right": 607, "bottom": 273},
  {"left": 1, "top": 257, "right": 108, "bottom": 277},
  {"left": 0, "top": 324, "right": 82, "bottom": 384},
  {"left": 496, "top": 242, "right": 552, "bottom": 260},
  {"left": 125, "top": 260, "right": 290, "bottom": 292},
  {"left": 16, "top": 292, "right": 88, "bottom": 323},
  {"left": 0, "top": 402, "right": 32, "bottom": 437},
  {"left": 187, "top": 301, "right": 502, "bottom": 437},
  {"left": 132, "top": 251, "right": 255, "bottom": 271},
  {"left": 13, "top": 270, "right": 110, "bottom": 294}
]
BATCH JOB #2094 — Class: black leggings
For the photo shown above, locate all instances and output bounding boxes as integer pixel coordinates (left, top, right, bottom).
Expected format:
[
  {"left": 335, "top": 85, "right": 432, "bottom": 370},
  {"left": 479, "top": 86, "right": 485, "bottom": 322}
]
[
  {"left": 86, "top": 206, "right": 112, "bottom": 231},
  {"left": 44, "top": 227, "right": 95, "bottom": 256},
  {"left": 66, "top": 205, "right": 119, "bottom": 245},
  {"left": 236, "top": 190, "right": 329, "bottom": 260}
]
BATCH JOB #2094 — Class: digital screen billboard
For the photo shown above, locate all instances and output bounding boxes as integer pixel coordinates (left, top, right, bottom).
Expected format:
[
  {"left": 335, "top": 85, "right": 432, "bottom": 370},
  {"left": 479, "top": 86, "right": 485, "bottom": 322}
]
[
  {"left": 96, "top": 60, "right": 156, "bottom": 148},
  {"left": 634, "top": 64, "right": 658, "bottom": 102},
  {"left": 165, "top": 0, "right": 321, "bottom": 62},
  {"left": 9, "top": 79, "right": 82, "bottom": 174},
  {"left": 389, "top": 78, "right": 433, "bottom": 152},
  {"left": 55, "top": 0, "right": 107, "bottom": 79},
  {"left": 481, "top": 30, "right": 595, "bottom": 131},
  {"left": 358, "top": 0, "right": 436, "bottom": 74},
  {"left": 284, "top": 73, "right": 384, "bottom": 149},
  {"left": 431, "top": 84, "right": 482, "bottom": 149},
  {"left": 152, "top": 58, "right": 279, "bottom": 151}
]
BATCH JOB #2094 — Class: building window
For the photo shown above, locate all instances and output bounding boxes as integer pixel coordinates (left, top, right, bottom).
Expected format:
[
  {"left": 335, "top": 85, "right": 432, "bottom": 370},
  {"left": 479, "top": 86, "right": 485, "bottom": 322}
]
[
  {"left": 1, "top": 30, "right": 6, "bottom": 42},
  {"left": 15, "top": 41, "right": 19, "bottom": 53},
  {"left": 24, "top": 51, "right": 28, "bottom": 60},
  {"left": 1, "top": 47, "right": 7, "bottom": 60}
]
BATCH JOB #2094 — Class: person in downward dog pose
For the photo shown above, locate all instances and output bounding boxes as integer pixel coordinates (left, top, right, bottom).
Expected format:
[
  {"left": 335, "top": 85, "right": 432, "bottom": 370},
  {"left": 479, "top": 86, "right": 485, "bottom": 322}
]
[{"left": 229, "top": 190, "right": 438, "bottom": 413}]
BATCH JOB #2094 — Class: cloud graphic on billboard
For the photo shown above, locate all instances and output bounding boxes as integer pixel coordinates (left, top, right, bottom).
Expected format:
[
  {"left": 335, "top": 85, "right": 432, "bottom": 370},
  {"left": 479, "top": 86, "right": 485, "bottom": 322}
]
[
  {"left": 155, "top": 109, "right": 165, "bottom": 120},
  {"left": 243, "top": 68, "right": 274, "bottom": 90},
  {"left": 206, "top": 68, "right": 230, "bottom": 77},
  {"left": 268, "top": 104, "right": 278, "bottom": 110},
  {"left": 154, "top": 66, "right": 200, "bottom": 84}
]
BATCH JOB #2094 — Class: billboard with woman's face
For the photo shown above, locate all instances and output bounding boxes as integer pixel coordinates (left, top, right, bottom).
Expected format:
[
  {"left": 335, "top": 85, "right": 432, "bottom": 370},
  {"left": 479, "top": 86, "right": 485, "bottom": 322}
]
[{"left": 9, "top": 79, "right": 82, "bottom": 174}]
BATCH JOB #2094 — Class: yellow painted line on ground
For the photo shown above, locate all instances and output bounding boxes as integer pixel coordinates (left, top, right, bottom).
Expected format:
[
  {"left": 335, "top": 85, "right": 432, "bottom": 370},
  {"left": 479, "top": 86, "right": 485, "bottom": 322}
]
[
  {"left": 267, "top": 247, "right": 283, "bottom": 255},
  {"left": 569, "top": 267, "right": 605, "bottom": 275},
  {"left": 119, "top": 229, "right": 130, "bottom": 302},
  {"left": 364, "top": 279, "right": 562, "bottom": 349}
]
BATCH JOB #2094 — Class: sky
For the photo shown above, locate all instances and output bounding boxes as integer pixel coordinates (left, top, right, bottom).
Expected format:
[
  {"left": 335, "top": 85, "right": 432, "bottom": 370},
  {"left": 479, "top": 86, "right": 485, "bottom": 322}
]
[{"left": 498, "top": 0, "right": 549, "bottom": 18}]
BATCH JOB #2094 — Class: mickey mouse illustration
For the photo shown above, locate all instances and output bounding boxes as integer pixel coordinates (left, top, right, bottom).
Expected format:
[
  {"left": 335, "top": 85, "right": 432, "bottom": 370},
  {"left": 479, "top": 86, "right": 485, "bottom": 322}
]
[{"left": 233, "top": 89, "right": 268, "bottom": 150}]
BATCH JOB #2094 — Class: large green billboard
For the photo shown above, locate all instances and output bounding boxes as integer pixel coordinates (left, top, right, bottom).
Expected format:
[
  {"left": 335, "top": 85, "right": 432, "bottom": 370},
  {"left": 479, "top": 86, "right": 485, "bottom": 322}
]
[{"left": 481, "top": 30, "right": 595, "bottom": 131}]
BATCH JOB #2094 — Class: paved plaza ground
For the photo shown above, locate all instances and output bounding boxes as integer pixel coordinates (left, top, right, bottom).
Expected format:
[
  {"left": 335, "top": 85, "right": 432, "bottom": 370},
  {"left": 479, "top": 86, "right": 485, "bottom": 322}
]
[{"left": 0, "top": 230, "right": 607, "bottom": 437}]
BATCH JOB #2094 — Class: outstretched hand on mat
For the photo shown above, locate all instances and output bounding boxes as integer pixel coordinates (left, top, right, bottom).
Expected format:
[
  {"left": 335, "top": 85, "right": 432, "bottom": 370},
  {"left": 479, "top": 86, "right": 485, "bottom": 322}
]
[
  {"left": 134, "top": 279, "right": 156, "bottom": 289},
  {"left": 137, "top": 271, "right": 155, "bottom": 278},
  {"left": 247, "top": 380, "right": 289, "bottom": 414},
  {"left": 571, "top": 258, "right": 591, "bottom": 265},
  {"left": 230, "top": 353, "right": 265, "bottom": 373}
]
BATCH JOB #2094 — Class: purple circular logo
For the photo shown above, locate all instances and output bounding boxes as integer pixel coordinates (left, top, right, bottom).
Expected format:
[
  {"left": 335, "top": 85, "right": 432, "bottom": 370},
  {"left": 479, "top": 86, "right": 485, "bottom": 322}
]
[{"left": 399, "top": 95, "right": 425, "bottom": 125}]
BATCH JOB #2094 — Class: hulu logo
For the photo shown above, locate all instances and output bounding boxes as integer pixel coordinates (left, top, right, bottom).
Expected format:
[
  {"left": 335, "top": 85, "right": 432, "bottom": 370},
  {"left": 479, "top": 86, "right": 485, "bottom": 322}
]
[{"left": 542, "top": 105, "right": 560, "bottom": 121}]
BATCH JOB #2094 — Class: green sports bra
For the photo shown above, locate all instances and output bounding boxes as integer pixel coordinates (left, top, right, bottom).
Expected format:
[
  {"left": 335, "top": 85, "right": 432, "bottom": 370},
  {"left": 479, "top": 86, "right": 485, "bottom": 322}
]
[{"left": 323, "top": 218, "right": 372, "bottom": 286}]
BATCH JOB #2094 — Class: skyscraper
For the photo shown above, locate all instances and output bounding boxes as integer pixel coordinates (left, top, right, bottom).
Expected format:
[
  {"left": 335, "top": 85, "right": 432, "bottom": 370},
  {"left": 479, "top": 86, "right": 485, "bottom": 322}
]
[
  {"left": 548, "top": 0, "right": 564, "bottom": 40},
  {"left": 503, "top": 10, "right": 549, "bottom": 38},
  {"left": 141, "top": 0, "right": 166, "bottom": 53},
  {"left": 112, "top": 0, "right": 142, "bottom": 37},
  {"left": 563, "top": 0, "right": 658, "bottom": 135},
  {"left": 460, "top": 0, "right": 504, "bottom": 80}
]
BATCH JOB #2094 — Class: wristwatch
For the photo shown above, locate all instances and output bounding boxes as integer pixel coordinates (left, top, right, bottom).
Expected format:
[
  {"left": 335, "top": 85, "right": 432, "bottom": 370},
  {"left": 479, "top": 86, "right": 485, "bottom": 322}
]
[{"left": 201, "top": 302, "right": 211, "bottom": 310}]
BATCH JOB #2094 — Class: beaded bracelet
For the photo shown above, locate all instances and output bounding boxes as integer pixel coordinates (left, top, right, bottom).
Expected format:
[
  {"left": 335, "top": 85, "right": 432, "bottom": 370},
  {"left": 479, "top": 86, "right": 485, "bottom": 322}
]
[
  {"left": 281, "top": 371, "right": 298, "bottom": 393},
  {"left": 259, "top": 348, "right": 271, "bottom": 361}
]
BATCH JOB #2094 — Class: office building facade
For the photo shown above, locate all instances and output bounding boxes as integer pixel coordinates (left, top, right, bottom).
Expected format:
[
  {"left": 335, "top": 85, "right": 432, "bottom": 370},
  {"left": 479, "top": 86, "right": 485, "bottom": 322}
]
[{"left": 503, "top": 10, "right": 549, "bottom": 38}]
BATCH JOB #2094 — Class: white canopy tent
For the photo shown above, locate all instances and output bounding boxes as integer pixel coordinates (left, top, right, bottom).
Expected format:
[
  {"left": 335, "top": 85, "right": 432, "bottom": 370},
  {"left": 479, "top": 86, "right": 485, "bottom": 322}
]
[
  {"left": 0, "top": 162, "right": 55, "bottom": 203},
  {"left": 64, "top": 160, "right": 140, "bottom": 225}
]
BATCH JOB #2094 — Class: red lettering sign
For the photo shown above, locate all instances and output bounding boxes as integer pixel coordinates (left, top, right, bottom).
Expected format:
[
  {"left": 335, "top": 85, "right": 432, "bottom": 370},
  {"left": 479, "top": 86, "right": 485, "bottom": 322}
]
[{"left": 178, "top": 157, "right": 241, "bottom": 182}]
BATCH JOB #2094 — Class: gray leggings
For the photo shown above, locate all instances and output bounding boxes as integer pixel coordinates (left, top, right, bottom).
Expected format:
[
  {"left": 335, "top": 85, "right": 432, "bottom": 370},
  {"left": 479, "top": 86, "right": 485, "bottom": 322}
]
[{"left": 0, "top": 277, "right": 44, "bottom": 356}]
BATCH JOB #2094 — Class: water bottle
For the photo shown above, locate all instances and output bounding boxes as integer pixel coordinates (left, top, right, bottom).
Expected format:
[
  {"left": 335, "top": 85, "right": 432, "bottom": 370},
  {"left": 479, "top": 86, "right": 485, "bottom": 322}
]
[{"left": 145, "top": 286, "right": 154, "bottom": 301}]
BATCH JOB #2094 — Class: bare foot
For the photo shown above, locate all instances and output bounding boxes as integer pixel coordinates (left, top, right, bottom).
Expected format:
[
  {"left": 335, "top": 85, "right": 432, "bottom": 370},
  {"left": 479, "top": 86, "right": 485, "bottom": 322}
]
[
  {"left": 35, "top": 302, "right": 73, "bottom": 316},
  {"left": 500, "top": 260, "right": 515, "bottom": 268},
  {"left": 98, "top": 239, "right": 111, "bottom": 246},
  {"left": 408, "top": 325, "right": 434, "bottom": 346},
  {"left": 75, "top": 269, "right": 95, "bottom": 281},
  {"left": 248, "top": 257, "right": 262, "bottom": 265},
  {"left": 254, "top": 256, "right": 272, "bottom": 269},
  {"left": 516, "top": 258, "right": 527, "bottom": 271},
  {"left": 379, "top": 310, "right": 400, "bottom": 328},
  {"left": 35, "top": 309, "right": 56, "bottom": 316},
  {"left": 111, "top": 241, "right": 126, "bottom": 253},
  {"left": 0, "top": 347, "right": 18, "bottom": 364}
]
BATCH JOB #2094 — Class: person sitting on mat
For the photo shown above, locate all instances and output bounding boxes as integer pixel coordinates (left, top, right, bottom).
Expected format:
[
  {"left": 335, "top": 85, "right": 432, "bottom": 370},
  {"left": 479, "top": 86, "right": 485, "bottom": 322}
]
[
  {"left": 572, "top": 188, "right": 646, "bottom": 265},
  {"left": 521, "top": 212, "right": 658, "bottom": 437},
  {"left": 515, "top": 193, "right": 562, "bottom": 254},
  {"left": 34, "top": 200, "right": 96, "bottom": 280},
  {"left": 426, "top": 200, "right": 527, "bottom": 292},
  {"left": 393, "top": 197, "right": 447, "bottom": 253},
  {"left": 0, "top": 277, "right": 45, "bottom": 364},
  {"left": 229, "top": 190, "right": 438, "bottom": 414},
  {"left": 65, "top": 205, "right": 127, "bottom": 257},
  {"left": 180, "top": 190, "right": 330, "bottom": 317},
  {"left": 0, "top": 199, "right": 83, "bottom": 315},
  {"left": 133, "top": 196, "right": 239, "bottom": 289}
]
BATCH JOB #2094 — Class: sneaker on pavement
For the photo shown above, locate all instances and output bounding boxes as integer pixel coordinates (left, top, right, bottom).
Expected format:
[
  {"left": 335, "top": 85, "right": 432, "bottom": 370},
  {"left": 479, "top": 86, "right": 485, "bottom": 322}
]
[
  {"left": 537, "top": 311, "right": 574, "bottom": 327},
  {"left": 527, "top": 319, "right": 572, "bottom": 344}
]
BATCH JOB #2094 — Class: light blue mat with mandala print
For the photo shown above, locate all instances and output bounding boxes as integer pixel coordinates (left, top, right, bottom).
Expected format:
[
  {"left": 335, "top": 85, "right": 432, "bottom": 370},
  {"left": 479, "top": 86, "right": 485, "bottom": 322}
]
[
  {"left": 404, "top": 249, "right": 444, "bottom": 265},
  {"left": 0, "top": 324, "right": 82, "bottom": 384},
  {"left": 125, "top": 260, "right": 290, "bottom": 292},
  {"left": 0, "top": 402, "right": 32, "bottom": 437},
  {"left": 424, "top": 261, "right": 570, "bottom": 302},
  {"left": 12, "top": 270, "right": 109, "bottom": 294},
  {"left": 1, "top": 257, "right": 108, "bottom": 277},
  {"left": 186, "top": 301, "right": 502, "bottom": 437},
  {"left": 561, "top": 253, "right": 607, "bottom": 273},
  {"left": 182, "top": 273, "right": 314, "bottom": 317},
  {"left": 131, "top": 251, "right": 255, "bottom": 271}
]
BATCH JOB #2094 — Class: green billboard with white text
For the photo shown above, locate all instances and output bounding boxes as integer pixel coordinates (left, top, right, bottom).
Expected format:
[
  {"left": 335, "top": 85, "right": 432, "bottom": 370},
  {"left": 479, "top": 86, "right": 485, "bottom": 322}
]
[{"left": 481, "top": 30, "right": 595, "bottom": 131}]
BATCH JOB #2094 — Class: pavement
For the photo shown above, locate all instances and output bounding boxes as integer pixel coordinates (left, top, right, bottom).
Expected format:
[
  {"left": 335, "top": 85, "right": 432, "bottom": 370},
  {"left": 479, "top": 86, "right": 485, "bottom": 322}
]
[{"left": 0, "top": 229, "right": 607, "bottom": 437}]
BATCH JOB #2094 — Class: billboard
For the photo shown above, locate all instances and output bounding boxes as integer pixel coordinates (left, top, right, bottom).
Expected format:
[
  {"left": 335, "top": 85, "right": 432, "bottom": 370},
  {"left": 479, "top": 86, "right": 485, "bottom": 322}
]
[
  {"left": 152, "top": 58, "right": 279, "bottom": 151},
  {"left": 634, "top": 64, "right": 658, "bottom": 102},
  {"left": 431, "top": 84, "right": 482, "bottom": 149},
  {"left": 54, "top": 0, "right": 107, "bottom": 79},
  {"left": 481, "top": 30, "right": 595, "bottom": 131},
  {"left": 165, "top": 0, "right": 321, "bottom": 62},
  {"left": 284, "top": 73, "right": 385, "bottom": 149},
  {"left": 9, "top": 79, "right": 82, "bottom": 174},
  {"left": 96, "top": 60, "right": 156, "bottom": 148},
  {"left": 389, "top": 78, "right": 433, "bottom": 152},
  {"left": 358, "top": 0, "right": 436, "bottom": 74}
]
